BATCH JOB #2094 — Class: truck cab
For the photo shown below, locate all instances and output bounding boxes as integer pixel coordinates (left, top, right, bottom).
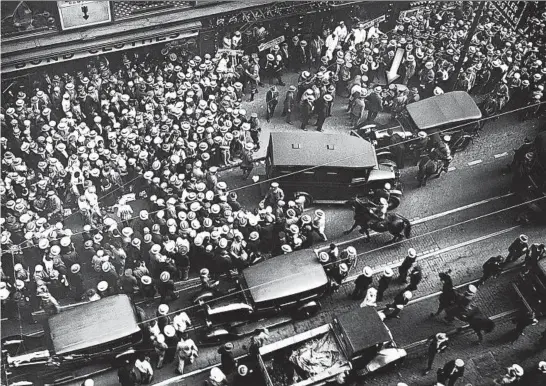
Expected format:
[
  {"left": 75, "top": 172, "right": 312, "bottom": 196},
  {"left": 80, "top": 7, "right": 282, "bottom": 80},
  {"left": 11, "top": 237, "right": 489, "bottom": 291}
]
[{"left": 256, "top": 307, "right": 406, "bottom": 385}]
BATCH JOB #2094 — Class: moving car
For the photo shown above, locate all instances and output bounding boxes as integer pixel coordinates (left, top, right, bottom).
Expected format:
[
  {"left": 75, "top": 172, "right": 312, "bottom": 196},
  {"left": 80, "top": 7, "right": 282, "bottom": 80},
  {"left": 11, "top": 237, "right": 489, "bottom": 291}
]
[
  {"left": 355, "top": 91, "right": 482, "bottom": 163},
  {"left": 3, "top": 295, "right": 143, "bottom": 384},
  {"left": 256, "top": 307, "right": 406, "bottom": 386},
  {"left": 199, "top": 248, "right": 330, "bottom": 341},
  {"left": 264, "top": 131, "right": 402, "bottom": 209}
]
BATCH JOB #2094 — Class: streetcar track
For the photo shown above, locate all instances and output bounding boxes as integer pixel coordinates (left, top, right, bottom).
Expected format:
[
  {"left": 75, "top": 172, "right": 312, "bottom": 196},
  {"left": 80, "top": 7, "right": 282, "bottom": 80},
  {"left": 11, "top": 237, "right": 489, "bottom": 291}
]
[
  {"left": 315, "top": 192, "right": 515, "bottom": 251},
  {"left": 12, "top": 262, "right": 526, "bottom": 385},
  {"left": 17, "top": 224, "right": 525, "bottom": 340}
]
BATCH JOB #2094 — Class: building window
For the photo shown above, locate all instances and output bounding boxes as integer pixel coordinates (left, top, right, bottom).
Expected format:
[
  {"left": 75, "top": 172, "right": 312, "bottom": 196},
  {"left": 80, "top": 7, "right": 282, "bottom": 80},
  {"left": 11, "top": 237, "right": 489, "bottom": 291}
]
[
  {"left": 1, "top": 1, "right": 59, "bottom": 38},
  {"left": 112, "top": 1, "right": 194, "bottom": 20}
]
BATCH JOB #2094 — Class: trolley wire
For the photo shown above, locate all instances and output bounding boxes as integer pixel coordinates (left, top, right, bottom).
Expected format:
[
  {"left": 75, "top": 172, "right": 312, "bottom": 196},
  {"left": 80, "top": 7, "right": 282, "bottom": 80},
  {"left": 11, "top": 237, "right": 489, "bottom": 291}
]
[{"left": 12, "top": 101, "right": 545, "bottom": 250}]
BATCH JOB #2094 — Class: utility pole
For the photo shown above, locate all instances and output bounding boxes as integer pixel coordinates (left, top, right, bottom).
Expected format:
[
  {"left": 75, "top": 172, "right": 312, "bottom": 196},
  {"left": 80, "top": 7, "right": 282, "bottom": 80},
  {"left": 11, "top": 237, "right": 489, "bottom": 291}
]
[{"left": 449, "top": 2, "right": 485, "bottom": 91}]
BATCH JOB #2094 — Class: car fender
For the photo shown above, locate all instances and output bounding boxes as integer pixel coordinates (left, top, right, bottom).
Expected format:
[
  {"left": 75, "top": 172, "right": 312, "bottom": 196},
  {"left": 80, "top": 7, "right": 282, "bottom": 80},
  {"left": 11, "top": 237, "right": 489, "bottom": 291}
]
[
  {"left": 194, "top": 291, "right": 215, "bottom": 305},
  {"left": 203, "top": 327, "right": 231, "bottom": 341},
  {"left": 206, "top": 303, "right": 254, "bottom": 316},
  {"left": 366, "top": 348, "right": 407, "bottom": 373},
  {"left": 293, "top": 300, "right": 321, "bottom": 319}
]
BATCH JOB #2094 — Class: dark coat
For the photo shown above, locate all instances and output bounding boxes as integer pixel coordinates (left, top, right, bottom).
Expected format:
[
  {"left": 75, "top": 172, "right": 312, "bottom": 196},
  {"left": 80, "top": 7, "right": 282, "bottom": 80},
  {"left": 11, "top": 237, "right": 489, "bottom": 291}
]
[{"left": 366, "top": 92, "right": 383, "bottom": 112}]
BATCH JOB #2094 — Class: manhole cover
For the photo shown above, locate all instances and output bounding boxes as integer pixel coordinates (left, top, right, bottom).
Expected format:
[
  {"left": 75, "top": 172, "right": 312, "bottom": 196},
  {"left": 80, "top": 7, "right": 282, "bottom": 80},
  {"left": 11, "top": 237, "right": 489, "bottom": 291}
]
[{"left": 472, "top": 351, "right": 498, "bottom": 378}]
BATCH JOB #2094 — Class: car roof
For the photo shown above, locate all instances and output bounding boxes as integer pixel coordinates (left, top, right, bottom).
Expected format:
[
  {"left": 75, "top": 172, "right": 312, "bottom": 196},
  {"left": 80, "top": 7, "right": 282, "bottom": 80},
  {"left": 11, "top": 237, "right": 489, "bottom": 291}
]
[
  {"left": 269, "top": 132, "right": 377, "bottom": 169},
  {"left": 333, "top": 307, "right": 391, "bottom": 357},
  {"left": 406, "top": 91, "right": 482, "bottom": 131},
  {"left": 243, "top": 248, "right": 328, "bottom": 304},
  {"left": 48, "top": 295, "right": 140, "bottom": 355}
]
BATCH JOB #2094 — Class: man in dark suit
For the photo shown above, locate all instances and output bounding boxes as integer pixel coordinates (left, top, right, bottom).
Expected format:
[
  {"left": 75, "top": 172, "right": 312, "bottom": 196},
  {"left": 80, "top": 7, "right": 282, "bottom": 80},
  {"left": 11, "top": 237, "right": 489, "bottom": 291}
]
[
  {"left": 300, "top": 95, "right": 314, "bottom": 131},
  {"left": 366, "top": 85, "right": 383, "bottom": 122},
  {"left": 265, "top": 85, "right": 279, "bottom": 123},
  {"left": 438, "top": 358, "right": 465, "bottom": 386},
  {"left": 315, "top": 94, "right": 331, "bottom": 132},
  {"left": 282, "top": 85, "right": 296, "bottom": 124}
]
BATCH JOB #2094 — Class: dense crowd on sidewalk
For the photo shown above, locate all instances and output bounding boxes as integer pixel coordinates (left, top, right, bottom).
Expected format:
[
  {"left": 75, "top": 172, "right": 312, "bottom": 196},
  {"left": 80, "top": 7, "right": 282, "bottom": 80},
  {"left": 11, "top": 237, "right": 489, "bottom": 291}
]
[{"left": 1, "top": 2, "right": 546, "bottom": 385}]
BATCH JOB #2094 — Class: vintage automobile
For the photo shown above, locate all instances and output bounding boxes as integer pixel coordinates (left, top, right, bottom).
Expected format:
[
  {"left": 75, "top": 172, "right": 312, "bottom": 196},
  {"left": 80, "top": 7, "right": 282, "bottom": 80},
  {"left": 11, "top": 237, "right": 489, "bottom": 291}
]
[
  {"left": 263, "top": 131, "right": 402, "bottom": 209},
  {"left": 2, "top": 295, "right": 143, "bottom": 384},
  {"left": 256, "top": 307, "right": 406, "bottom": 386},
  {"left": 511, "top": 131, "right": 546, "bottom": 214},
  {"left": 513, "top": 257, "right": 546, "bottom": 317},
  {"left": 355, "top": 91, "right": 483, "bottom": 164},
  {"left": 197, "top": 248, "right": 331, "bottom": 341}
]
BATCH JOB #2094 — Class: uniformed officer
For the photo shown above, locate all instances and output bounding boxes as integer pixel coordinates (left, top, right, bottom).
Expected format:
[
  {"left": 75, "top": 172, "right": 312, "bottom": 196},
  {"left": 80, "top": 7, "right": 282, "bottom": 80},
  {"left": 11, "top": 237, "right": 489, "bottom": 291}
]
[
  {"left": 376, "top": 267, "right": 394, "bottom": 301},
  {"left": 398, "top": 248, "right": 417, "bottom": 283},
  {"left": 282, "top": 85, "right": 297, "bottom": 124},
  {"left": 264, "top": 182, "right": 284, "bottom": 208},
  {"left": 265, "top": 85, "right": 279, "bottom": 123},
  {"left": 424, "top": 332, "right": 449, "bottom": 375},
  {"left": 506, "top": 234, "right": 529, "bottom": 263},
  {"left": 352, "top": 266, "right": 373, "bottom": 300}
]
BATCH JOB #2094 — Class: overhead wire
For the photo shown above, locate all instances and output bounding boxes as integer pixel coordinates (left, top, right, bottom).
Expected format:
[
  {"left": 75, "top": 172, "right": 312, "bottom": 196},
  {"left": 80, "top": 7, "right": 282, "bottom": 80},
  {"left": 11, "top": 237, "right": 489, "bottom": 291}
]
[{"left": 12, "top": 101, "right": 545, "bottom": 250}]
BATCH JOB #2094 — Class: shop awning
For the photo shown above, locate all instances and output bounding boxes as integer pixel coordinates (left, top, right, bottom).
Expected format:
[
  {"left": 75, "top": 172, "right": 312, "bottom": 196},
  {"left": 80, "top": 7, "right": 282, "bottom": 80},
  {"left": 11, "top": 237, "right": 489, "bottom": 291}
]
[{"left": 1, "top": 19, "right": 201, "bottom": 73}]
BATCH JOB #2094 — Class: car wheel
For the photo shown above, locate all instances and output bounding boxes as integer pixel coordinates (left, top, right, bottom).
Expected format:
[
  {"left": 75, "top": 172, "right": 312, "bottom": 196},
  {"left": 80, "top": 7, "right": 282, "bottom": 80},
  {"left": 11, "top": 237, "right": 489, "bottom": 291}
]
[
  {"left": 388, "top": 195, "right": 401, "bottom": 210},
  {"left": 293, "top": 301, "right": 320, "bottom": 320}
]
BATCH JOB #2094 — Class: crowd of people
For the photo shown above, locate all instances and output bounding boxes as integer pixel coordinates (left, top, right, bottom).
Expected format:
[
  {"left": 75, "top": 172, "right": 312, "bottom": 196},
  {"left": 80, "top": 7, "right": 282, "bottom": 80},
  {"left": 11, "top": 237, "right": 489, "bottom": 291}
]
[
  {"left": 1, "top": 1, "right": 546, "bottom": 385},
  {"left": 265, "top": 1, "right": 546, "bottom": 131}
]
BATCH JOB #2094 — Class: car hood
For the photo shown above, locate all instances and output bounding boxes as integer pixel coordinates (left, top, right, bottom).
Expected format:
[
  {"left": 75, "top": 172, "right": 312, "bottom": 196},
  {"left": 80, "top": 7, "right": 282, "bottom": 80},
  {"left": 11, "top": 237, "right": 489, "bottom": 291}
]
[{"left": 368, "top": 165, "right": 395, "bottom": 182}]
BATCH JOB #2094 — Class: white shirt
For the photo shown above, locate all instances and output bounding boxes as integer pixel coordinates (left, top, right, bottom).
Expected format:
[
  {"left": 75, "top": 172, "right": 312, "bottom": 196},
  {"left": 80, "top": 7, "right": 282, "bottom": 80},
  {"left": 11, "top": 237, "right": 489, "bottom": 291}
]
[
  {"left": 334, "top": 25, "right": 348, "bottom": 41},
  {"left": 173, "top": 312, "right": 191, "bottom": 332},
  {"left": 325, "top": 34, "right": 339, "bottom": 51},
  {"left": 353, "top": 28, "right": 366, "bottom": 45},
  {"left": 135, "top": 358, "right": 153, "bottom": 375},
  {"left": 367, "top": 26, "right": 383, "bottom": 40}
]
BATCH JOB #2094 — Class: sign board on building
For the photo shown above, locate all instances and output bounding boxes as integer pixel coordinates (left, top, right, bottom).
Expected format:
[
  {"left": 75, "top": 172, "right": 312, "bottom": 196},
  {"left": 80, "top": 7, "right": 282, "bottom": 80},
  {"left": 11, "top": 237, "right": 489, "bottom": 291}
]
[
  {"left": 217, "top": 49, "right": 244, "bottom": 55},
  {"left": 489, "top": 1, "right": 528, "bottom": 29},
  {"left": 399, "top": 7, "right": 423, "bottom": 20},
  {"left": 361, "top": 14, "right": 386, "bottom": 29},
  {"left": 258, "top": 35, "right": 285, "bottom": 52},
  {"left": 2, "top": 30, "right": 198, "bottom": 73},
  {"left": 57, "top": 1, "right": 112, "bottom": 31}
]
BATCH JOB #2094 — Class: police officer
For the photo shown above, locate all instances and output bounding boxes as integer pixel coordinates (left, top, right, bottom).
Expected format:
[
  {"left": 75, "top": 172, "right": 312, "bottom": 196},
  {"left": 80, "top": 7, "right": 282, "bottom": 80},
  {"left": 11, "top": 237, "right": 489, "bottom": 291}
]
[
  {"left": 264, "top": 182, "right": 284, "bottom": 208},
  {"left": 265, "top": 85, "right": 279, "bottom": 123},
  {"left": 477, "top": 255, "right": 504, "bottom": 286},
  {"left": 424, "top": 332, "right": 449, "bottom": 375},
  {"left": 398, "top": 248, "right": 417, "bottom": 283},
  {"left": 282, "top": 85, "right": 296, "bottom": 124},
  {"left": 352, "top": 266, "right": 373, "bottom": 300},
  {"left": 506, "top": 234, "right": 529, "bottom": 263},
  {"left": 377, "top": 267, "right": 393, "bottom": 302},
  {"left": 315, "top": 94, "right": 332, "bottom": 132},
  {"left": 249, "top": 113, "right": 261, "bottom": 150}
]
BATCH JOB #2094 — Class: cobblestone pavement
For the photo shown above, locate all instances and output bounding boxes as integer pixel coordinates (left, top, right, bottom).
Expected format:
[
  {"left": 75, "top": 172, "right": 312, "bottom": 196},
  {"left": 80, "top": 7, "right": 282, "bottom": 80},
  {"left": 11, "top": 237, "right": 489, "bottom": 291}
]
[{"left": 6, "top": 68, "right": 545, "bottom": 385}]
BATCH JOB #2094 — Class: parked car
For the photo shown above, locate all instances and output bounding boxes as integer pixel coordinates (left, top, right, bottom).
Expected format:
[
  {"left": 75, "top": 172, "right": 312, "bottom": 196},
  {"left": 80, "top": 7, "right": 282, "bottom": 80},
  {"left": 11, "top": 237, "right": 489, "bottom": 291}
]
[
  {"left": 198, "top": 248, "right": 331, "bottom": 341},
  {"left": 263, "top": 131, "right": 402, "bottom": 209},
  {"left": 3, "top": 295, "right": 142, "bottom": 384},
  {"left": 256, "top": 307, "right": 406, "bottom": 386},
  {"left": 355, "top": 91, "right": 483, "bottom": 164}
]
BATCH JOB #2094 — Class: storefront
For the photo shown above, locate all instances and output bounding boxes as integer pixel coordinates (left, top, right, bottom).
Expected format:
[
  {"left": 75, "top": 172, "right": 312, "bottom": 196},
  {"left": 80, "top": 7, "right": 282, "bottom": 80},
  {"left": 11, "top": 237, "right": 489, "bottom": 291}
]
[{"left": 1, "top": 0, "right": 385, "bottom": 94}]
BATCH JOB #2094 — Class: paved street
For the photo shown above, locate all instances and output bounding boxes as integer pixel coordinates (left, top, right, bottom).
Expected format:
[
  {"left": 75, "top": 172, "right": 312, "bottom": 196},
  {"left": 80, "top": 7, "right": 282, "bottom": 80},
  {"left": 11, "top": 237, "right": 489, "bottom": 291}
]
[
  {"left": 2, "top": 2, "right": 546, "bottom": 386},
  {"left": 42, "top": 95, "right": 546, "bottom": 386}
]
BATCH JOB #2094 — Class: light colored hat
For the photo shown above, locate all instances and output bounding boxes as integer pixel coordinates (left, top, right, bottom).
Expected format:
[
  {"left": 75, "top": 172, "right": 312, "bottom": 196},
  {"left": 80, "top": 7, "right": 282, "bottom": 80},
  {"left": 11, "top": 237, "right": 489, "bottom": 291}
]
[
  {"left": 407, "top": 248, "right": 417, "bottom": 258},
  {"left": 160, "top": 271, "right": 171, "bottom": 282},
  {"left": 363, "top": 266, "right": 373, "bottom": 277},
  {"left": 455, "top": 359, "right": 464, "bottom": 367},
  {"left": 71, "top": 264, "right": 81, "bottom": 274},
  {"left": 158, "top": 304, "right": 169, "bottom": 315},
  {"left": 383, "top": 267, "right": 394, "bottom": 277},
  {"left": 141, "top": 275, "right": 152, "bottom": 285},
  {"left": 403, "top": 291, "right": 412, "bottom": 299}
]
